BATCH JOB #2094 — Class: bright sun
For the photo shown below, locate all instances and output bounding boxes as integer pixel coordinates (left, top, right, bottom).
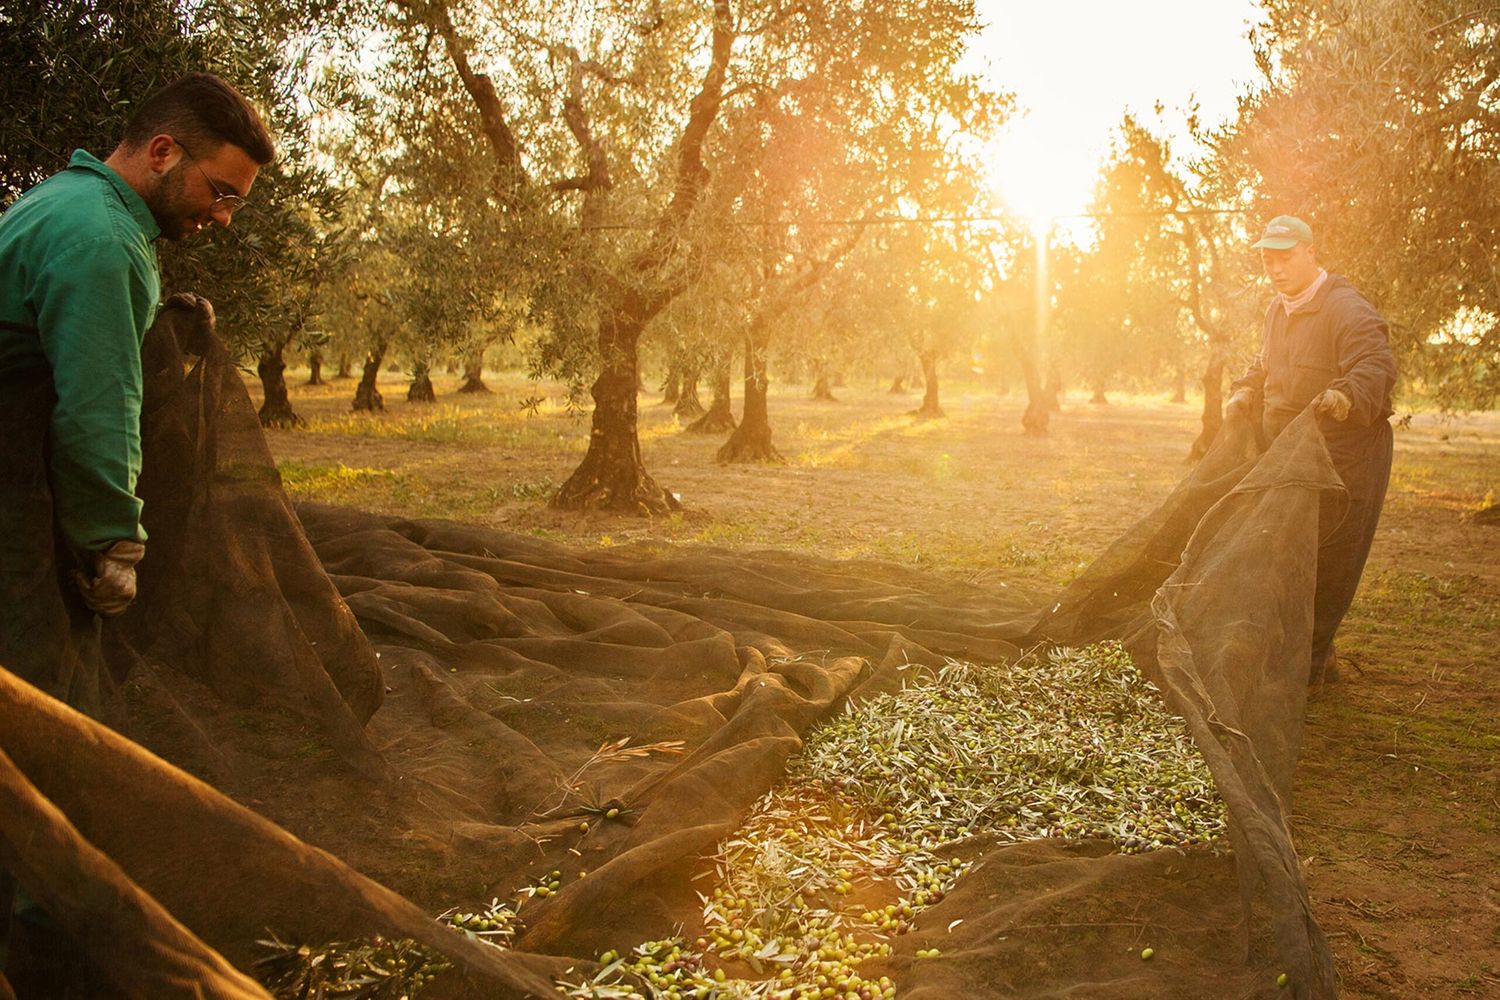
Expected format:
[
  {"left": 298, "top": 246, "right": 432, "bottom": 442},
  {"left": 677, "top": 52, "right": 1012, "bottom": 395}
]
[{"left": 983, "top": 112, "right": 1099, "bottom": 237}]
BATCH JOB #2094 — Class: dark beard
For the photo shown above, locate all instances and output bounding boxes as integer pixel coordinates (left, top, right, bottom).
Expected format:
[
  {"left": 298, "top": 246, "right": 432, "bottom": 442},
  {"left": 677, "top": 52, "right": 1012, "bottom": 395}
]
[{"left": 144, "top": 166, "right": 194, "bottom": 241}]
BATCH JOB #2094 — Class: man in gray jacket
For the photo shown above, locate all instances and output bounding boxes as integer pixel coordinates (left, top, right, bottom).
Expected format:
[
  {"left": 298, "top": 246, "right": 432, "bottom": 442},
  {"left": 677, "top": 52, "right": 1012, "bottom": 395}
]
[{"left": 1226, "top": 215, "right": 1397, "bottom": 683}]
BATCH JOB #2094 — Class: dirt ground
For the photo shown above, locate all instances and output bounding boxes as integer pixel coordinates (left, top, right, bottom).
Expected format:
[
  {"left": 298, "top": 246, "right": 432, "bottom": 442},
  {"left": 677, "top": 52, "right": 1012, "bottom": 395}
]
[{"left": 258, "top": 367, "right": 1500, "bottom": 998}]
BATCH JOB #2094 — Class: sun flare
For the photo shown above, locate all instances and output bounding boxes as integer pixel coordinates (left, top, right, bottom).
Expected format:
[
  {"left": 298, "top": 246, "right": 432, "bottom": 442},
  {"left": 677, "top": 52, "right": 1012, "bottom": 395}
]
[{"left": 983, "top": 113, "right": 1098, "bottom": 236}]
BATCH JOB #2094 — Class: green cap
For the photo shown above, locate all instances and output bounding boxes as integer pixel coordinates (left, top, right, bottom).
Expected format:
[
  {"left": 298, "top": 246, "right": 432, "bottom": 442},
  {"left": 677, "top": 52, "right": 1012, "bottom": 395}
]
[{"left": 1251, "top": 215, "right": 1313, "bottom": 250}]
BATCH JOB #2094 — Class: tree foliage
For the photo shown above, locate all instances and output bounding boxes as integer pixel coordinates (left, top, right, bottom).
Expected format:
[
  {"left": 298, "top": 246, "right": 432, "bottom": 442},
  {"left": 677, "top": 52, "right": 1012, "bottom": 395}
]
[
  {"left": 1217, "top": 0, "right": 1500, "bottom": 407},
  {"left": 1, "top": 0, "right": 359, "bottom": 425}
]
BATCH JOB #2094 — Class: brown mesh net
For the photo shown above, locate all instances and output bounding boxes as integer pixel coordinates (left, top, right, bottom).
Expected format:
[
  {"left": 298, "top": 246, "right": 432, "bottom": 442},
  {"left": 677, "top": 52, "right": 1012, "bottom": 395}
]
[{"left": 1, "top": 296, "right": 1338, "bottom": 999}]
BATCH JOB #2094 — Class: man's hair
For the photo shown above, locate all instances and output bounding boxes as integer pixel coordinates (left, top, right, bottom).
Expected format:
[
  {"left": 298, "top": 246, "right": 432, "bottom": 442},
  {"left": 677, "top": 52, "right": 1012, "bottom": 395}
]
[{"left": 121, "top": 72, "right": 276, "bottom": 165}]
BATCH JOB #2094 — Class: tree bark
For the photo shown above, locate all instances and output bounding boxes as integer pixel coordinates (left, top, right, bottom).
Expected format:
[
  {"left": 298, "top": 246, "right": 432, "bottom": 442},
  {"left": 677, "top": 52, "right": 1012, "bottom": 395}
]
[
  {"left": 408, "top": 371, "right": 436, "bottom": 403},
  {"left": 1090, "top": 386, "right": 1108, "bottom": 405},
  {"left": 550, "top": 0, "right": 733, "bottom": 512},
  {"left": 1011, "top": 335, "right": 1049, "bottom": 436},
  {"left": 659, "top": 363, "right": 681, "bottom": 406},
  {"left": 718, "top": 332, "right": 782, "bottom": 462},
  {"left": 353, "top": 344, "right": 387, "bottom": 412},
  {"left": 1189, "top": 344, "right": 1228, "bottom": 459},
  {"left": 811, "top": 374, "right": 838, "bottom": 401},
  {"left": 335, "top": 352, "right": 353, "bottom": 379},
  {"left": 673, "top": 365, "right": 705, "bottom": 419},
  {"left": 1171, "top": 368, "right": 1187, "bottom": 403},
  {"left": 257, "top": 346, "right": 303, "bottom": 428},
  {"left": 686, "top": 353, "right": 737, "bottom": 434},
  {"left": 305, "top": 351, "right": 327, "bottom": 387},
  {"left": 552, "top": 308, "right": 680, "bottom": 513},
  {"left": 910, "top": 351, "right": 945, "bottom": 420},
  {"left": 1043, "top": 364, "right": 1062, "bottom": 412},
  {"left": 458, "top": 352, "right": 491, "bottom": 393},
  {"left": 888, "top": 375, "right": 907, "bottom": 394}
]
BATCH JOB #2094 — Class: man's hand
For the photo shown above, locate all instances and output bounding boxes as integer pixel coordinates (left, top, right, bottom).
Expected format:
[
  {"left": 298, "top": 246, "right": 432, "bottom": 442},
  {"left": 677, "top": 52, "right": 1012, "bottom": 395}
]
[
  {"left": 74, "top": 540, "right": 146, "bottom": 617},
  {"left": 1313, "top": 387, "right": 1353, "bottom": 422},
  {"left": 1223, "top": 388, "right": 1256, "bottom": 421}
]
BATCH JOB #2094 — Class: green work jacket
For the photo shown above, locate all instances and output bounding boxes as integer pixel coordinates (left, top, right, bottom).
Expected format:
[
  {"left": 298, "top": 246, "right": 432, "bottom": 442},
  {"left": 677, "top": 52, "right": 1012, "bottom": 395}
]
[{"left": 0, "top": 150, "right": 161, "bottom": 554}]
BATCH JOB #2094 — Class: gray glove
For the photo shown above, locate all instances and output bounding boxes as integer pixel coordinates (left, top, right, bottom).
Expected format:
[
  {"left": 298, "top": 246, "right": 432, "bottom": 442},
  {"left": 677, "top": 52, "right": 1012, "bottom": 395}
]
[
  {"left": 1313, "top": 387, "right": 1352, "bottom": 422},
  {"left": 1223, "top": 388, "right": 1256, "bottom": 421},
  {"left": 75, "top": 539, "right": 146, "bottom": 617}
]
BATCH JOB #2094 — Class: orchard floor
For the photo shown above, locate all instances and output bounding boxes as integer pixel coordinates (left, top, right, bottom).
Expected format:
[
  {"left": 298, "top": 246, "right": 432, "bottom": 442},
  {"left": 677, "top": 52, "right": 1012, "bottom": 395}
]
[{"left": 257, "top": 369, "right": 1499, "bottom": 999}]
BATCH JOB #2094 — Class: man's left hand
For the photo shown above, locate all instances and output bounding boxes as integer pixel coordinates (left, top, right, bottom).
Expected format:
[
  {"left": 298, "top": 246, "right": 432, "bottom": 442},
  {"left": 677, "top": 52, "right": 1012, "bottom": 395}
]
[{"left": 1314, "top": 388, "right": 1352, "bottom": 422}]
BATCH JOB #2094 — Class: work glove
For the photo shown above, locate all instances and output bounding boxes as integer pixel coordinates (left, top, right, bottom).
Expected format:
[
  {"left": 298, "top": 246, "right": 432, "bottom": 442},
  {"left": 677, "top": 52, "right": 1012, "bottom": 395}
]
[
  {"left": 1223, "top": 388, "right": 1256, "bottom": 421},
  {"left": 74, "top": 540, "right": 146, "bottom": 617},
  {"left": 1313, "top": 387, "right": 1353, "bottom": 422}
]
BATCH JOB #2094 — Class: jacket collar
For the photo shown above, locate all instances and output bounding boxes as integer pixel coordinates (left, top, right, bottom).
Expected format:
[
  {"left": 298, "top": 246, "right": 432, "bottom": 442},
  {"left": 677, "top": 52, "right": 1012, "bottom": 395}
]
[
  {"left": 1287, "top": 272, "right": 1342, "bottom": 316},
  {"left": 68, "top": 149, "right": 163, "bottom": 242}
]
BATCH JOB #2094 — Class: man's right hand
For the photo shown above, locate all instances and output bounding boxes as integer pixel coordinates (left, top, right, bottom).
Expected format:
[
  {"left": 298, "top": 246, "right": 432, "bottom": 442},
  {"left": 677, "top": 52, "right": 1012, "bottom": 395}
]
[
  {"left": 75, "top": 540, "right": 146, "bottom": 617},
  {"left": 1223, "top": 388, "right": 1256, "bottom": 421}
]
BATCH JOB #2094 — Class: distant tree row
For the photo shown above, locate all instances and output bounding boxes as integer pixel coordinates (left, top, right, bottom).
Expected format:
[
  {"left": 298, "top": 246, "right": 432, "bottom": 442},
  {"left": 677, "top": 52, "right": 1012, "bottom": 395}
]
[{"left": 4, "top": 0, "right": 1494, "bottom": 506}]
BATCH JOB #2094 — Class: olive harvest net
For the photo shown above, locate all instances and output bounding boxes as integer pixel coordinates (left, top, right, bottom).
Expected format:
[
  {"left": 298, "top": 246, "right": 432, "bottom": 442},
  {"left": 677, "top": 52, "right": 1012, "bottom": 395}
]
[{"left": 0, "top": 297, "right": 1341, "bottom": 999}]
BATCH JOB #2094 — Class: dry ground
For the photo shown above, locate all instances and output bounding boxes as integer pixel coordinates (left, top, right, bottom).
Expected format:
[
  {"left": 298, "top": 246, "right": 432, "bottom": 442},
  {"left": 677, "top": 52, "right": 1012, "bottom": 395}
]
[{"left": 258, "top": 367, "right": 1500, "bottom": 999}]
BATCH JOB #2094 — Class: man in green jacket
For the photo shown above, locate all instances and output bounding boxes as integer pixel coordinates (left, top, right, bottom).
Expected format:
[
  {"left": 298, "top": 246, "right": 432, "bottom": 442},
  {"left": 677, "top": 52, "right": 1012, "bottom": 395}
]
[
  {"left": 0, "top": 71, "right": 275, "bottom": 994},
  {"left": 1226, "top": 215, "right": 1398, "bottom": 683},
  {"left": 0, "top": 72, "right": 274, "bottom": 686}
]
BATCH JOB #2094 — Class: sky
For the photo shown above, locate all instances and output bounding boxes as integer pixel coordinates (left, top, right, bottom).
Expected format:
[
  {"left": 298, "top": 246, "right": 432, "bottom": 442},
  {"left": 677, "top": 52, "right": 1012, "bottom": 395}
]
[{"left": 965, "top": 0, "right": 1265, "bottom": 231}]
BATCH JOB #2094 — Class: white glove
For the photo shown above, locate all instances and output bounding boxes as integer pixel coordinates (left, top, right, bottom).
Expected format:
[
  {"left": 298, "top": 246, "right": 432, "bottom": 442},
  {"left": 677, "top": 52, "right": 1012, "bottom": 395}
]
[
  {"left": 1313, "top": 387, "right": 1352, "bottom": 422},
  {"left": 75, "top": 540, "right": 146, "bottom": 617},
  {"left": 1223, "top": 388, "right": 1256, "bottom": 421}
]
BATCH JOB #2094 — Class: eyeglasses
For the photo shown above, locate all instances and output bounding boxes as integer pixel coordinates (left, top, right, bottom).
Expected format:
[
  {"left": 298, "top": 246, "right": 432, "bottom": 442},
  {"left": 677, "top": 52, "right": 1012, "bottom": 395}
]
[{"left": 173, "top": 137, "right": 247, "bottom": 215}]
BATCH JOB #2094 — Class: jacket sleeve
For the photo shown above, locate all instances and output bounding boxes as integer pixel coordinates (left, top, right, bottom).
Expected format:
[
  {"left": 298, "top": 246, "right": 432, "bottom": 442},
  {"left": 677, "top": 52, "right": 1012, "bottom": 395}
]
[
  {"left": 33, "top": 236, "right": 153, "bottom": 554},
  {"left": 1327, "top": 290, "right": 1397, "bottom": 426}
]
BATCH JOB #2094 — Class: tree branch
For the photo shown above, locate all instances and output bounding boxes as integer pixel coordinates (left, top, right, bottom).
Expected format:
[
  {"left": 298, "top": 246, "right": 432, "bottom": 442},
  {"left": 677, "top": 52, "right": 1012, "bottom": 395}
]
[
  {"left": 547, "top": 42, "right": 613, "bottom": 229},
  {"left": 420, "top": 0, "right": 529, "bottom": 194},
  {"left": 635, "top": 0, "right": 735, "bottom": 276}
]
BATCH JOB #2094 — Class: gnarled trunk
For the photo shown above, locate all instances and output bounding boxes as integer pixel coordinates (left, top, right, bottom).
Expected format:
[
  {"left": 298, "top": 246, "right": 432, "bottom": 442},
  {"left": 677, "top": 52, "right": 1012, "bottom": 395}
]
[
  {"left": 458, "top": 353, "right": 491, "bottom": 394},
  {"left": 335, "top": 352, "right": 353, "bottom": 379},
  {"left": 910, "top": 351, "right": 944, "bottom": 420},
  {"left": 1043, "top": 364, "right": 1062, "bottom": 412},
  {"left": 352, "top": 344, "right": 386, "bottom": 412},
  {"left": 553, "top": 309, "right": 679, "bottom": 513},
  {"left": 305, "top": 351, "right": 327, "bottom": 387},
  {"left": 408, "top": 370, "right": 436, "bottom": 404},
  {"left": 673, "top": 365, "right": 705, "bottom": 420},
  {"left": 686, "top": 353, "right": 736, "bottom": 434},
  {"left": 659, "top": 363, "right": 681, "bottom": 406},
  {"left": 257, "top": 347, "right": 303, "bottom": 428},
  {"left": 1190, "top": 350, "right": 1228, "bottom": 459},
  {"left": 718, "top": 332, "right": 782, "bottom": 462},
  {"left": 1018, "top": 343, "right": 1049, "bottom": 436}
]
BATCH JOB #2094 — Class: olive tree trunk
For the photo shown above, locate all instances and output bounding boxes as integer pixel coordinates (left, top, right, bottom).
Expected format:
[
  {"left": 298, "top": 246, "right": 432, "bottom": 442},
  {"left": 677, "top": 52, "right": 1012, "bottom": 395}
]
[
  {"left": 718, "top": 332, "right": 782, "bottom": 462},
  {"left": 353, "top": 343, "right": 386, "bottom": 412},
  {"left": 673, "top": 364, "right": 706, "bottom": 420},
  {"left": 408, "top": 365, "right": 436, "bottom": 403},
  {"left": 553, "top": 308, "right": 680, "bottom": 513},
  {"left": 909, "top": 351, "right": 944, "bottom": 420},
  {"left": 257, "top": 346, "right": 303, "bottom": 428},
  {"left": 686, "top": 352, "right": 737, "bottom": 434},
  {"left": 305, "top": 351, "right": 327, "bottom": 387},
  {"left": 458, "top": 352, "right": 491, "bottom": 393}
]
